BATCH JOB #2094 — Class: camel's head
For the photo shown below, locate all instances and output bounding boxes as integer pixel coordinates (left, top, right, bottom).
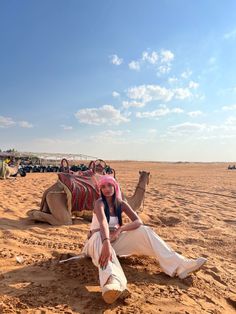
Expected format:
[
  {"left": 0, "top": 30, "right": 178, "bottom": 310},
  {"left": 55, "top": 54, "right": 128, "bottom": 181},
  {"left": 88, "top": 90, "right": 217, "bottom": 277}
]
[{"left": 139, "top": 170, "right": 150, "bottom": 186}]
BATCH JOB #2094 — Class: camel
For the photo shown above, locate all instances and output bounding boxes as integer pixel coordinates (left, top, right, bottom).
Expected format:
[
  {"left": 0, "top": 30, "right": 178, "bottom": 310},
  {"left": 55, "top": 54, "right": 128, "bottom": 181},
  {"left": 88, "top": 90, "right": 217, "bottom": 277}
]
[
  {"left": 0, "top": 160, "right": 20, "bottom": 179},
  {"left": 27, "top": 170, "right": 150, "bottom": 226}
]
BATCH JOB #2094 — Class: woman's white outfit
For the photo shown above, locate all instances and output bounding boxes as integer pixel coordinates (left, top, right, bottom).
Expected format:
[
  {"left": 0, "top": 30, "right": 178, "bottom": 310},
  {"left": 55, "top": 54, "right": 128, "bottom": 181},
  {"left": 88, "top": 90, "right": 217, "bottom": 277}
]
[{"left": 82, "top": 214, "right": 206, "bottom": 295}]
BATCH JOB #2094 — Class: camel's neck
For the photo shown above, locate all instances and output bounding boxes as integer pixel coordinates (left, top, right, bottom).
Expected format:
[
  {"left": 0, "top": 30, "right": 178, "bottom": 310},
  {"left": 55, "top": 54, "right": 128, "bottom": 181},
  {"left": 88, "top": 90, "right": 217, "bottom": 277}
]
[
  {"left": 136, "top": 178, "right": 147, "bottom": 190},
  {"left": 134, "top": 179, "right": 146, "bottom": 201},
  {"left": 127, "top": 177, "right": 147, "bottom": 211}
]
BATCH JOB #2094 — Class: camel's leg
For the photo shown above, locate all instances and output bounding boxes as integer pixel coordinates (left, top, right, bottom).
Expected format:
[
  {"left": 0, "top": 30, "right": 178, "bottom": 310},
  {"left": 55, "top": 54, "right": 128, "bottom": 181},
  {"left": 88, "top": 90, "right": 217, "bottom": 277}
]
[
  {"left": 40, "top": 183, "right": 62, "bottom": 212},
  {"left": 5, "top": 169, "right": 10, "bottom": 179},
  {"left": 46, "top": 192, "right": 72, "bottom": 225},
  {"left": 28, "top": 210, "right": 63, "bottom": 226}
]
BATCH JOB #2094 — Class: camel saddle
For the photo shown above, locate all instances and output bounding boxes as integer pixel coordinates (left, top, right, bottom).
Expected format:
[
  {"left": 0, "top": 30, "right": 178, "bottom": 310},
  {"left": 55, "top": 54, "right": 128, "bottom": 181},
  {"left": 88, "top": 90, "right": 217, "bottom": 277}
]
[{"left": 58, "top": 169, "right": 100, "bottom": 213}]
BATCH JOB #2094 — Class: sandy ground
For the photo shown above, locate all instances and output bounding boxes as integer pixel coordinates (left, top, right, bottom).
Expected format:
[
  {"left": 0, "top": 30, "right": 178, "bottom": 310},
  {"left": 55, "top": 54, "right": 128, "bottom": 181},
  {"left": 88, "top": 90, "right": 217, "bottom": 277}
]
[{"left": 0, "top": 161, "right": 235, "bottom": 314}]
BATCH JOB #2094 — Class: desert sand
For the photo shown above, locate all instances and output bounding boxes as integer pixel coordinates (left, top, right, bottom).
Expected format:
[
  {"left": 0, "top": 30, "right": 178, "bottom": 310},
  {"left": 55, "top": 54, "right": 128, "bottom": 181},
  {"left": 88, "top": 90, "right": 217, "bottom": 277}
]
[{"left": 0, "top": 161, "right": 235, "bottom": 314}]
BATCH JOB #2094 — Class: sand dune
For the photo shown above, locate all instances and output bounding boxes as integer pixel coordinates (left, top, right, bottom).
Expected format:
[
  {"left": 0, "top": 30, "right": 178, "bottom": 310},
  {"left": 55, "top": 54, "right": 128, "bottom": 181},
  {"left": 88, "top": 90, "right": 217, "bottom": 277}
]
[{"left": 0, "top": 162, "right": 235, "bottom": 313}]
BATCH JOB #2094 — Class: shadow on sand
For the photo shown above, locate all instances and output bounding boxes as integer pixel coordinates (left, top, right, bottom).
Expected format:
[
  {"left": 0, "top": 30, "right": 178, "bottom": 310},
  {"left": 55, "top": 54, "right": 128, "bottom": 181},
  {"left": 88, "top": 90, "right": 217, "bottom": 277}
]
[
  {"left": 0, "top": 253, "right": 194, "bottom": 313},
  {"left": 0, "top": 216, "right": 90, "bottom": 231}
]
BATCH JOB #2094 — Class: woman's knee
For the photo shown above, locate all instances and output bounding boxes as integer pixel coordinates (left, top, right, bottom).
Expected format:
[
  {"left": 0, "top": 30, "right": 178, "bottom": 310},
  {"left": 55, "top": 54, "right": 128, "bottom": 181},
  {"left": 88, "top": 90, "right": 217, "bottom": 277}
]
[
  {"left": 90, "top": 231, "right": 102, "bottom": 243},
  {"left": 137, "top": 224, "right": 150, "bottom": 234},
  {"left": 87, "top": 233, "right": 102, "bottom": 254}
]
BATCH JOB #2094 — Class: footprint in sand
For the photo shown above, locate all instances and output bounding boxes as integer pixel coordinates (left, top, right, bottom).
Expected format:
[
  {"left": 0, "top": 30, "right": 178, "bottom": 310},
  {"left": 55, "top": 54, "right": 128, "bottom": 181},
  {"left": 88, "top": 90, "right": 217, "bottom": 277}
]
[
  {"left": 223, "top": 219, "right": 236, "bottom": 225},
  {"left": 184, "top": 237, "right": 205, "bottom": 246},
  {"left": 205, "top": 269, "right": 227, "bottom": 286},
  {"left": 226, "top": 297, "right": 236, "bottom": 310},
  {"left": 158, "top": 215, "right": 181, "bottom": 226}
]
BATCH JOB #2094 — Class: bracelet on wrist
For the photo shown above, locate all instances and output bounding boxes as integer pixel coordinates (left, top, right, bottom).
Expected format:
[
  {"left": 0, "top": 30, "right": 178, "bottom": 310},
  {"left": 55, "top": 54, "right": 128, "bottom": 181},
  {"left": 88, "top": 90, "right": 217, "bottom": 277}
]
[{"left": 102, "top": 237, "right": 110, "bottom": 243}]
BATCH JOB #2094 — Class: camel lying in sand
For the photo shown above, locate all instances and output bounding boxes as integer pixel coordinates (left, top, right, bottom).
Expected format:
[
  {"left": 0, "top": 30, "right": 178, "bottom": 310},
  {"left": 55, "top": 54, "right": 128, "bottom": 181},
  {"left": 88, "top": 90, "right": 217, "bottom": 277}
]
[
  {"left": 0, "top": 160, "right": 20, "bottom": 179},
  {"left": 27, "top": 170, "right": 150, "bottom": 226}
]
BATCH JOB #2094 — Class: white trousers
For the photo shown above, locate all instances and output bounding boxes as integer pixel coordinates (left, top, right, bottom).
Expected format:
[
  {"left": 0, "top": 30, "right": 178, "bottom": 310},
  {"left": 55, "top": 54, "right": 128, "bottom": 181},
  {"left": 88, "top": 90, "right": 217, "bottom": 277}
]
[{"left": 82, "top": 225, "right": 197, "bottom": 291}]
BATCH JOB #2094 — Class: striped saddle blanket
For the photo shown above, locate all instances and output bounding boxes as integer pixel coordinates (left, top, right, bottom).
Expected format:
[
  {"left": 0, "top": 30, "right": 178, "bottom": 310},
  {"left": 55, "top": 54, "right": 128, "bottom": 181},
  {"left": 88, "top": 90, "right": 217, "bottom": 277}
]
[{"left": 58, "top": 169, "right": 100, "bottom": 213}]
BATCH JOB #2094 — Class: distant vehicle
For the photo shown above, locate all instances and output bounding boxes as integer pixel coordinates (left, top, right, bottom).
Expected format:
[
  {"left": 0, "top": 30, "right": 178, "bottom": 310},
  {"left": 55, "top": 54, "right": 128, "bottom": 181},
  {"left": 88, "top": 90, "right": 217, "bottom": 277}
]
[
  {"left": 46, "top": 165, "right": 60, "bottom": 172},
  {"left": 19, "top": 161, "right": 114, "bottom": 175},
  {"left": 70, "top": 164, "right": 89, "bottom": 172},
  {"left": 23, "top": 165, "right": 33, "bottom": 173}
]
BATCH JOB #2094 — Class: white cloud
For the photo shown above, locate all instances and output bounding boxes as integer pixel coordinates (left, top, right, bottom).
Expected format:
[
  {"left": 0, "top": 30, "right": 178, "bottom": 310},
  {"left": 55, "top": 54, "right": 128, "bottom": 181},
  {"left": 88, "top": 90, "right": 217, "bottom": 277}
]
[
  {"left": 122, "top": 100, "right": 145, "bottom": 108},
  {"left": 0, "top": 116, "right": 34, "bottom": 128},
  {"left": 75, "top": 105, "right": 130, "bottom": 125},
  {"left": 195, "top": 93, "right": 205, "bottom": 101},
  {"left": 189, "top": 81, "right": 199, "bottom": 89},
  {"left": 225, "top": 116, "right": 236, "bottom": 125},
  {"left": 156, "top": 50, "right": 174, "bottom": 75},
  {"left": 0, "top": 115, "right": 15, "bottom": 128},
  {"left": 142, "top": 50, "right": 159, "bottom": 64},
  {"left": 136, "top": 105, "right": 184, "bottom": 118},
  {"left": 127, "top": 84, "right": 193, "bottom": 103},
  {"left": 198, "top": 134, "right": 236, "bottom": 140},
  {"left": 61, "top": 125, "right": 73, "bottom": 130},
  {"left": 128, "top": 60, "right": 140, "bottom": 71},
  {"left": 128, "top": 49, "right": 174, "bottom": 74},
  {"left": 219, "top": 87, "right": 236, "bottom": 96},
  {"left": 169, "top": 122, "right": 206, "bottom": 133},
  {"left": 147, "top": 129, "right": 157, "bottom": 134},
  {"left": 112, "top": 91, "right": 120, "bottom": 98},
  {"left": 90, "top": 129, "right": 130, "bottom": 144},
  {"left": 160, "top": 50, "right": 174, "bottom": 63},
  {"left": 158, "top": 65, "right": 171, "bottom": 75},
  {"left": 224, "top": 29, "right": 236, "bottom": 40},
  {"left": 110, "top": 54, "right": 123, "bottom": 65},
  {"left": 172, "top": 107, "right": 184, "bottom": 113},
  {"left": 181, "top": 70, "right": 192, "bottom": 79},
  {"left": 127, "top": 85, "right": 173, "bottom": 103},
  {"left": 174, "top": 88, "right": 192, "bottom": 100},
  {"left": 18, "top": 121, "right": 33, "bottom": 128},
  {"left": 222, "top": 104, "right": 236, "bottom": 111},
  {"left": 104, "top": 130, "right": 126, "bottom": 136},
  {"left": 168, "top": 77, "right": 178, "bottom": 84},
  {"left": 188, "top": 111, "right": 203, "bottom": 117}
]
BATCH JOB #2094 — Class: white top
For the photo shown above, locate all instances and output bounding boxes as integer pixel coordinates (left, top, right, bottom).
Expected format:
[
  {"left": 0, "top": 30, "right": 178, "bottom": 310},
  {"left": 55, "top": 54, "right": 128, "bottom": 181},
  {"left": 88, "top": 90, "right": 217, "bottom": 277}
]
[{"left": 90, "top": 213, "right": 119, "bottom": 230}]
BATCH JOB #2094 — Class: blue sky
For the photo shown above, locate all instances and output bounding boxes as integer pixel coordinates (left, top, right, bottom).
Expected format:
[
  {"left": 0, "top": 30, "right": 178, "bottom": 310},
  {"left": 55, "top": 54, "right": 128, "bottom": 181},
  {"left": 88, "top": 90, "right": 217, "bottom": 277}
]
[{"left": 1, "top": 0, "right": 236, "bottom": 161}]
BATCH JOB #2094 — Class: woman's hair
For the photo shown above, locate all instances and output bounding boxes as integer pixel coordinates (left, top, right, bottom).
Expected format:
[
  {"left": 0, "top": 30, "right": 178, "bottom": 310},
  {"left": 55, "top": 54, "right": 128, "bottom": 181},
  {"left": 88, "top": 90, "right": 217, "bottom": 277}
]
[
  {"left": 98, "top": 174, "right": 123, "bottom": 225},
  {"left": 101, "top": 189, "right": 123, "bottom": 226}
]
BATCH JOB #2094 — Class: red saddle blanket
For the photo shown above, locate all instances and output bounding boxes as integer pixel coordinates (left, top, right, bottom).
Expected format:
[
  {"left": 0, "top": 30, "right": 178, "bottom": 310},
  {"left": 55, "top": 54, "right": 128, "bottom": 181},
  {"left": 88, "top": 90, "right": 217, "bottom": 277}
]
[{"left": 58, "top": 169, "right": 100, "bottom": 212}]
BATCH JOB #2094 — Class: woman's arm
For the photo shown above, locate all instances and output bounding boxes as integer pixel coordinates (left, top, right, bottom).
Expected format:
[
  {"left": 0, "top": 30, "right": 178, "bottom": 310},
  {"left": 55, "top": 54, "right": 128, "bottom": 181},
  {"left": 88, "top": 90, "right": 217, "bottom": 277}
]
[
  {"left": 119, "top": 200, "right": 143, "bottom": 232},
  {"left": 110, "top": 201, "right": 143, "bottom": 241},
  {"left": 94, "top": 200, "right": 112, "bottom": 268}
]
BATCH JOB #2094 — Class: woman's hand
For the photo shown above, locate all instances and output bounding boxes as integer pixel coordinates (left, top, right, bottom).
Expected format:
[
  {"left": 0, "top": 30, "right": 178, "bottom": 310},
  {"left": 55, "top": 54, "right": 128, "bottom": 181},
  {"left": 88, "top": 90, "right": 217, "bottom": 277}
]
[
  {"left": 99, "top": 240, "right": 112, "bottom": 269},
  {"left": 110, "top": 227, "right": 122, "bottom": 243}
]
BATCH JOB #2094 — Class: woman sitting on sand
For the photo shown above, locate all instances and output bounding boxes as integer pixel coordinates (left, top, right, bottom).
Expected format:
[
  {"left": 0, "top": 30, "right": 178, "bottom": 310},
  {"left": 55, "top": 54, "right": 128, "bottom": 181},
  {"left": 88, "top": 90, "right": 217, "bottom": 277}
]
[{"left": 82, "top": 175, "right": 207, "bottom": 304}]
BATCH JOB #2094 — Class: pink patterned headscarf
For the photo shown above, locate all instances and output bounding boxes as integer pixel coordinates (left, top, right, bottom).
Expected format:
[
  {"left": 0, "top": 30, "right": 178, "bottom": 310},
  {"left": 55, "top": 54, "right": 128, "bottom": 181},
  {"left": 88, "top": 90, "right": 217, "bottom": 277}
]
[{"left": 98, "top": 175, "right": 122, "bottom": 200}]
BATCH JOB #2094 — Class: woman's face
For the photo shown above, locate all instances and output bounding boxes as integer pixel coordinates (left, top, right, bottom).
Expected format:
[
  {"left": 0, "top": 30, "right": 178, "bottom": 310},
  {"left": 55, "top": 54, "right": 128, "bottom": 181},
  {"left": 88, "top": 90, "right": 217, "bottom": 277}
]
[{"left": 100, "top": 182, "right": 115, "bottom": 198}]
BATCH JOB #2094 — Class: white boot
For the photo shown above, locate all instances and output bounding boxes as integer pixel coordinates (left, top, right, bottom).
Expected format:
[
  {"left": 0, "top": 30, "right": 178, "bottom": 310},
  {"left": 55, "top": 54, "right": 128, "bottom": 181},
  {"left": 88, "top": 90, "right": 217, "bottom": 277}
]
[
  {"left": 178, "top": 257, "right": 207, "bottom": 279},
  {"left": 102, "top": 275, "right": 130, "bottom": 304}
]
